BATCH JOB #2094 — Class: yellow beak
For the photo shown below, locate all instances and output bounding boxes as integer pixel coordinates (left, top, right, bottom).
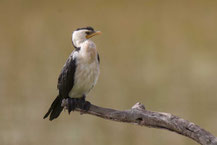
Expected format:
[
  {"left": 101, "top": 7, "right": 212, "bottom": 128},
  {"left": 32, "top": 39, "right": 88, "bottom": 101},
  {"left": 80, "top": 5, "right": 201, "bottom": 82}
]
[{"left": 86, "top": 31, "right": 102, "bottom": 39}]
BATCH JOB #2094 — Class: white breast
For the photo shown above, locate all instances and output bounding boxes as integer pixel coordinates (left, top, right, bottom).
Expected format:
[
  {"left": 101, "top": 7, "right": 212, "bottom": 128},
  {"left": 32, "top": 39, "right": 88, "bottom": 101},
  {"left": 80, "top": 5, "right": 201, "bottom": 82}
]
[{"left": 69, "top": 40, "right": 100, "bottom": 98}]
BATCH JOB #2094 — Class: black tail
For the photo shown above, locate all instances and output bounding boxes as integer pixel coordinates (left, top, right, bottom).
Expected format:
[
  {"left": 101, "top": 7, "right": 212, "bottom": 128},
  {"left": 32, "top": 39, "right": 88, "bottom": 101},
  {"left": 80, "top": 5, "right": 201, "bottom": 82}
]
[{"left": 43, "top": 95, "right": 64, "bottom": 121}]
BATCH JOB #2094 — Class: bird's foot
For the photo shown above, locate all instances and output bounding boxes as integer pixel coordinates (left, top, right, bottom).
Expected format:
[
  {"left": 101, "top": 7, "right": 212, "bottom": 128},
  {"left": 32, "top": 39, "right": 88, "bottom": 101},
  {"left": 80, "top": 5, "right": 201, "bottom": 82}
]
[
  {"left": 67, "top": 97, "right": 91, "bottom": 114},
  {"left": 83, "top": 101, "right": 91, "bottom": 111},
  {"left": 67, "top": 98, "right": 77, "bottom": 114},
  {"left": 76, "top": 97, "right": 91, "bottom": 112}
]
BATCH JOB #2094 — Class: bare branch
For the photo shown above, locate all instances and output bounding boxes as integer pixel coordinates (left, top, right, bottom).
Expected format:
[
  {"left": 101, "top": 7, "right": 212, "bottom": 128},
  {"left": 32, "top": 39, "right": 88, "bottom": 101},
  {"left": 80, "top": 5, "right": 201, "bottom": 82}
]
[{"left": 62, "top": 100, "right": 217, "bottom": 145}]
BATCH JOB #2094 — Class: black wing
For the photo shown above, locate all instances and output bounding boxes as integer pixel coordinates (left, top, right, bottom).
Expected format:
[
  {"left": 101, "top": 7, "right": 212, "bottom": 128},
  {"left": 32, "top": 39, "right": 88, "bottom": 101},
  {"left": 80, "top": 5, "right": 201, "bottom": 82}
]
[{"left": 57, "top": 53, "right": 77, "bottom": 98}]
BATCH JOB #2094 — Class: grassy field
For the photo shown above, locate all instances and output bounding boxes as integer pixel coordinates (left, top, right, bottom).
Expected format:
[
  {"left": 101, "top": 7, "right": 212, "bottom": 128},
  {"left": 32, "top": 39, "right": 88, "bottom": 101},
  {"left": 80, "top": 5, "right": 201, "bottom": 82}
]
[{"left": 0, "top": 0, "right": 217, "bottom": 145}]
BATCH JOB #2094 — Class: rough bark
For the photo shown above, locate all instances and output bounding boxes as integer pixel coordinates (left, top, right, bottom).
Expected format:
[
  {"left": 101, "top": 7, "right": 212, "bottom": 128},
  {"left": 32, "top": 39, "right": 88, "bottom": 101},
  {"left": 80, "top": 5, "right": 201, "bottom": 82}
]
[{"left": 61, "top": 100, "right": 217, "bottom": 145}]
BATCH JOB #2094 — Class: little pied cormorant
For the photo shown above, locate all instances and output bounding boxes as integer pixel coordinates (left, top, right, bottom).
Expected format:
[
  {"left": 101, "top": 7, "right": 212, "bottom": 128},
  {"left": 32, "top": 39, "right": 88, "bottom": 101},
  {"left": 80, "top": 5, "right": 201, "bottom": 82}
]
[{"left": 44, "top": 27, "right": 101, "bottom": 121}]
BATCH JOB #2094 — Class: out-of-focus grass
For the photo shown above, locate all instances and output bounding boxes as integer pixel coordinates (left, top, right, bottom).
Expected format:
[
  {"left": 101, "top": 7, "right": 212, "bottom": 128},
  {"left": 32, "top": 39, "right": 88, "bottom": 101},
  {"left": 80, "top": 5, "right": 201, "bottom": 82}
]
[{"left": 0, "top": 0, "right": 217, "bottom": 145}]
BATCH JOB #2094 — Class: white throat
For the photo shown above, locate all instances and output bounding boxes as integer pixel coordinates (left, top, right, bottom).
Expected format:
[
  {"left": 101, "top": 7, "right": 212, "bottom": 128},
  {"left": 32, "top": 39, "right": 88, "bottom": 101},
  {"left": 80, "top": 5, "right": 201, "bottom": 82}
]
[
  {"left": 73, "top": 40, "right": 97, "bottom": 64},
  {"left": 72, "top": 38, "right": 86, "bottom": 48},
  {"left": 72, "top": 30, "right": 88, "bottom": 48}
]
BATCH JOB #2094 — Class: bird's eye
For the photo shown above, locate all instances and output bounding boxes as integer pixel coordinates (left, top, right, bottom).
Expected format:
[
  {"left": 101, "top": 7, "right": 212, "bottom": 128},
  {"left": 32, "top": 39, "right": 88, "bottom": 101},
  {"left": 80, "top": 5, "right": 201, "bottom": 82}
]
[{"left": 86, "top": 31, "right": 91, "bottom": 35}]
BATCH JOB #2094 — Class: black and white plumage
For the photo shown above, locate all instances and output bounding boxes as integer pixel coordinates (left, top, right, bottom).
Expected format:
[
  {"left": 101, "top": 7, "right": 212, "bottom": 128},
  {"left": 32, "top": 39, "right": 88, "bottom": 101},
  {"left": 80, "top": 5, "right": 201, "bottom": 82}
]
[{"left": 44, "top": 27, "right": 101, "bottom": 121}]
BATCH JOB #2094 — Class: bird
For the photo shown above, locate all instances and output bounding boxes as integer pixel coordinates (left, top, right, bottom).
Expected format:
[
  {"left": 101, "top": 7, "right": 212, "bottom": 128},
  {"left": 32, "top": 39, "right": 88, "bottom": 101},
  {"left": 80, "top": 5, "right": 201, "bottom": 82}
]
[{"left": 44, "top": 26, "right": 101, "bottom": 121}]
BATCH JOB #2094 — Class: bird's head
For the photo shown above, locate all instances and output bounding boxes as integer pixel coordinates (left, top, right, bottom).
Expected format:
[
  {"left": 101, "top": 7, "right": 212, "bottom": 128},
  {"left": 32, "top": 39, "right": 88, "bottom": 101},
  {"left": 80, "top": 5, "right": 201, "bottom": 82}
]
[{"left": 72, "top": 26, "right": 101, "bottom": 49}]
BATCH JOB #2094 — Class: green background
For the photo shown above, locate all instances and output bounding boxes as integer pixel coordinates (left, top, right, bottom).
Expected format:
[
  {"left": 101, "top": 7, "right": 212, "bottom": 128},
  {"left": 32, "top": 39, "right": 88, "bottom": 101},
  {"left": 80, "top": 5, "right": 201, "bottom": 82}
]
[{"left": 1, "top": 0, "right": 217, "bottom": 145}]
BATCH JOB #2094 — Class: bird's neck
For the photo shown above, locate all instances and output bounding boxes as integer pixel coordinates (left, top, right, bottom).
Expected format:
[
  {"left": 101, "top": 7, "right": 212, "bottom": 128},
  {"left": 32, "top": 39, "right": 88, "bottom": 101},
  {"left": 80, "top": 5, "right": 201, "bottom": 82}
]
[
  {"left": 78, "top": 40, "right": 97, "bottom": 64},
  {"left": 73, "top": 38, "right": 86, "bottom": 48}
]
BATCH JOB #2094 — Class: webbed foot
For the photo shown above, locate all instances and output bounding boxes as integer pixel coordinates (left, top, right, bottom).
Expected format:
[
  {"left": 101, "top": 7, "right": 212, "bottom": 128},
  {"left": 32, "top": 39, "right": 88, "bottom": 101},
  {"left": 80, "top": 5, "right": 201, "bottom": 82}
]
[
  {"left": 67, "top": 96, "right": 91, "bottom": 113},
  {"left": 77, "top": 96, "right": 91, "bottom": 111},
  {"left": 67, "top": 98, "right": 76, "bottom": 114}
]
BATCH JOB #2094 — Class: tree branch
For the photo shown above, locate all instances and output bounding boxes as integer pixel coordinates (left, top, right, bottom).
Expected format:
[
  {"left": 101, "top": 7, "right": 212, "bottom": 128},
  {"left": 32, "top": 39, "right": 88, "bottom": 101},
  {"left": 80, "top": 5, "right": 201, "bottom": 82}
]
[{"left": 61, "top": 100, "right": 217, "bottom": 145}]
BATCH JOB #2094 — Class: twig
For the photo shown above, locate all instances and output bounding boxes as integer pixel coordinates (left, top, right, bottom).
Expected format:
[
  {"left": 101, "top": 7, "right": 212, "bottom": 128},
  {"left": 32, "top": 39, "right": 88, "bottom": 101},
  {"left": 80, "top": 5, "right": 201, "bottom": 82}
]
[{"left": 61, "top": 100, "right": 217, "bottom": 145}]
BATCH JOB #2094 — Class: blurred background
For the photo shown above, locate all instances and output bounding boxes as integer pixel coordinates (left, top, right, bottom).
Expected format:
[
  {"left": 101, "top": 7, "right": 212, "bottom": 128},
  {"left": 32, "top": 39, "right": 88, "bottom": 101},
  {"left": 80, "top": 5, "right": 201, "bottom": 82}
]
[{"left": 1, "top": 0, "right": 217, "bottom": 145}]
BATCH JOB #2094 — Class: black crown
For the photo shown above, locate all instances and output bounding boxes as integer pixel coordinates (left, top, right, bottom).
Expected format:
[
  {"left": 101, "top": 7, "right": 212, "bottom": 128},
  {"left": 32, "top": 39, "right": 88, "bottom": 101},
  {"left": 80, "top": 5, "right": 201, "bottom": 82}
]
[{"left": 76, "top": 26, "right": 94, "bottom": 31}]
